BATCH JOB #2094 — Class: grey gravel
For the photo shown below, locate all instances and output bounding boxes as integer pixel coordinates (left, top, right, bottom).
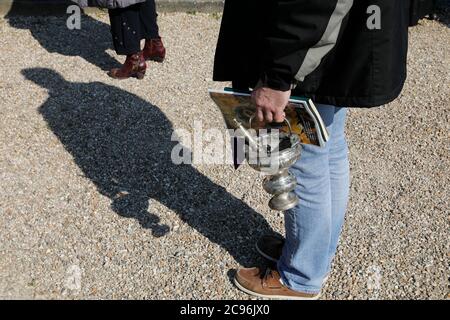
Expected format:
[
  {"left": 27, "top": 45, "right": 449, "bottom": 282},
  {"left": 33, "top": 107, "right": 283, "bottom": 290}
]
[{"left": 0, "top": 12, "right": 448, "bottom": 300}]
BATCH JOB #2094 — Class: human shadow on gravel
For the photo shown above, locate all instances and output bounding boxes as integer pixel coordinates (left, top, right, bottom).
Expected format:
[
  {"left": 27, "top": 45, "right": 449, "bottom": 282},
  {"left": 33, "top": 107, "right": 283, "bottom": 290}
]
[
  {"left": 6, "top": 4, "right": 119, "bottom": 71},
  {"left": 23, "top": 67, "right": 275, "bottom": 267}
]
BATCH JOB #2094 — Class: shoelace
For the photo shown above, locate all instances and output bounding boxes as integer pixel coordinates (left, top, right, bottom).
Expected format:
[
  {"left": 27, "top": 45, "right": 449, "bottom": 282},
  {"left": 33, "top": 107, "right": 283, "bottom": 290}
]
[
  {"left": 262, "top": 267, "right": 275, "bottom": 281},
  {"left": 260, "top": 267, "right": 284, "bottom": 289}
]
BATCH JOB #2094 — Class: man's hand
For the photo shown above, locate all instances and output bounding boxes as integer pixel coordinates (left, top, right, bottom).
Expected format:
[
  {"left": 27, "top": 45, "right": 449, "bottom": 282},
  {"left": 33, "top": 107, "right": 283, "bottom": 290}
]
[{"left": 252, "top": 87, "right": 291, "bottom": 123}]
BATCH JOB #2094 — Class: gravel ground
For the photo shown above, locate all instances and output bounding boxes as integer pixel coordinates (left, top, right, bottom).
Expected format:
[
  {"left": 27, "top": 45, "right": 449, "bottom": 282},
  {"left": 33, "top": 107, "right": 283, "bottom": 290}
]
[{"left": 0, "top": 12, "right": 448, "bottom": 300}]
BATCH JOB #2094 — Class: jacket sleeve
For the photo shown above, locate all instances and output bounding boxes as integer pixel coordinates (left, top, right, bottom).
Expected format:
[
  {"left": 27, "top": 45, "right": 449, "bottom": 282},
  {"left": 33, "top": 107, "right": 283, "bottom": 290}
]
[{"left": 260, "top": 0, "right": 354, "bottom": 91}]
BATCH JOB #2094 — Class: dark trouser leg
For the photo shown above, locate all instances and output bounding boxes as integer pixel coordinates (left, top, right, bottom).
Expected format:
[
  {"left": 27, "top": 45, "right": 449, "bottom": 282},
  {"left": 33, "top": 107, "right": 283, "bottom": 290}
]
[
  {"left": 108, "top": 5, "right": 142, "bottom": 55},
  {"left": 139, "top": 0, "right": 160, "bottom": 39}
]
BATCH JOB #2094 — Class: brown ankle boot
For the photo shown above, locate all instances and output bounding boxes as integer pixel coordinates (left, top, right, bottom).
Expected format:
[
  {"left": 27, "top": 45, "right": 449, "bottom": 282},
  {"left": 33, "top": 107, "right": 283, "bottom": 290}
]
[
  {"left": 108, "top": 52, "right": 147, "bottom": 80},
  {"left": 143, "top": 38, "right": 166, "bottom": 62}
]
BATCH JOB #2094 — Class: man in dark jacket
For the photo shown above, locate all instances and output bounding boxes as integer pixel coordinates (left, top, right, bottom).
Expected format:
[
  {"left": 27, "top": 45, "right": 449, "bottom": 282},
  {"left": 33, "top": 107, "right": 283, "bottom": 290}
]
[{"left": 213, "top": 0, "right": 410, "bottom": 299}]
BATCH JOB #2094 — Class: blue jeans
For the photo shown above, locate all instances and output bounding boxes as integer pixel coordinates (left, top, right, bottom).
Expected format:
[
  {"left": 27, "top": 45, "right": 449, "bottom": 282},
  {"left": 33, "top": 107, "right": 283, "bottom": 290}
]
[{"left": 277, "top": 104, "right": 350, "bottom": 294}]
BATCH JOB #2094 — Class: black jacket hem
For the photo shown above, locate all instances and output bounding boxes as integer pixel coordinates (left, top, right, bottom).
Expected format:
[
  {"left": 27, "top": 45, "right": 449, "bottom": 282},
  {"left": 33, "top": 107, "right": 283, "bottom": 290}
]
[{"left": 295, "top": 72, "right": 407, "bottom": 108}]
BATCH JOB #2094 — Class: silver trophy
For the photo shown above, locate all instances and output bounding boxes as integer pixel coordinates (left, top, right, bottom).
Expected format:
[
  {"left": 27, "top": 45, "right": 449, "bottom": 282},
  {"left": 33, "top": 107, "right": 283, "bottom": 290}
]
[{"left": 234, "top": 116, "right": 302, "bottom": 211}]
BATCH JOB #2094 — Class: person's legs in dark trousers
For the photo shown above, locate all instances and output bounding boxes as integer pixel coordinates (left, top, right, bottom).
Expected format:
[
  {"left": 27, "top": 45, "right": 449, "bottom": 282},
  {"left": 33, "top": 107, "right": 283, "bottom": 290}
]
[
  {"left": 109, "top": 4, "right": 143, "bottom": 56},
  {"left": 107, "top": 0, "right": 164, "bottom": 79},
  {"left": 139, "top": 0, "right": 159, "bottom": 40},
  {"left": 141, "top": 0, "right": 166, "bottom": 62},
  {"left": 107, "top": 4, "right": 146, "bottom": 79}
]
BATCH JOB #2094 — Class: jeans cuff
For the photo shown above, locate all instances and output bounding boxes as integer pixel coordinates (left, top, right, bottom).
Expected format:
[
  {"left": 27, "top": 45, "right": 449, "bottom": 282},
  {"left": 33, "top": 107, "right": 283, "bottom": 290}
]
[{"left": 278, "top": 262, "right": 322, "bottom": 295}]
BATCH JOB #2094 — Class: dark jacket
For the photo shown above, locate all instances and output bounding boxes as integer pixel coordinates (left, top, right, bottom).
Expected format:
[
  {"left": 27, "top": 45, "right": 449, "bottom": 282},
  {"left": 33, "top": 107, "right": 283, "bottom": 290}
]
[
  {"left": 409, "top": 0, "right": 436, "bottom": 26},
  {"left": 213, "top": 0, "right": 411, "bottom": 108},
  {"left": 71, "top": 0, "right": 145, "bottom": 9}
]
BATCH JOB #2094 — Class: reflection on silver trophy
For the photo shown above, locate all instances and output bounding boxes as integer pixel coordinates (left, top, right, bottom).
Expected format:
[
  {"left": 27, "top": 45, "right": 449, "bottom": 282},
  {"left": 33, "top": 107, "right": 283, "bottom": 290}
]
[{"left": 234, "top": 116, "right": 301, "bottom": 211}]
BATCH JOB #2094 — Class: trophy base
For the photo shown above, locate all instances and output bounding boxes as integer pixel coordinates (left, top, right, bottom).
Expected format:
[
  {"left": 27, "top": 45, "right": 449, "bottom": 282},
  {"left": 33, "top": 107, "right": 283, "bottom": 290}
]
[{"left": 269, "top": 192, "right": 299, "bottom": 211}]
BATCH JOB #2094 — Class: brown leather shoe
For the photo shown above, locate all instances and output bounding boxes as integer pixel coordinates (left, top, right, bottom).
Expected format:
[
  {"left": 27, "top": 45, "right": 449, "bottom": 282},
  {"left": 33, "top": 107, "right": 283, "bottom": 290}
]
[
  {"left": 256, "top": 235, "right": 330, "bottom": 285},
  {"left": 234, "top": 267, "right": 320, "bottom": 300},
  {"left": 108, "top": 52, "right": 146, "bottom": 80},
  {"left": 256, "top": 235, "right": 285, "bottom": 262},
  {"left": 143, "top": 38, "right": 166, "bottom": 62}
]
